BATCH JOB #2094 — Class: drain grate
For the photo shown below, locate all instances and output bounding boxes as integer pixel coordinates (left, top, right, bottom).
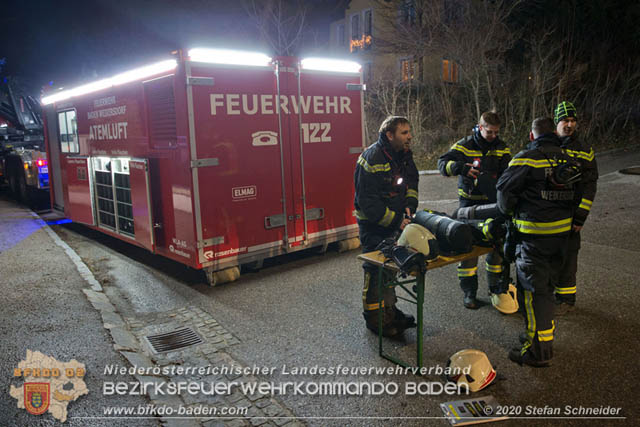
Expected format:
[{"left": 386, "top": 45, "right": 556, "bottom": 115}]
[{"left": 144, "top": 327, "right": 204, "bottom": 354}]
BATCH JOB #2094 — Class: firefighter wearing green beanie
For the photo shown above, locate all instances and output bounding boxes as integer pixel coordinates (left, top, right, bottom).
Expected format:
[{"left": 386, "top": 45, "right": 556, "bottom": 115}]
[
  {"left": 554, "top": 101, "right": 598, "bottom": 315},
  {"left": 554, "top": 101, "right": 578, "bottom": 124}
]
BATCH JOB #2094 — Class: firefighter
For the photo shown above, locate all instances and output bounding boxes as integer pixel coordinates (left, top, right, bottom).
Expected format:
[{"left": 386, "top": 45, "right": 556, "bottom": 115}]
[
  {"left": 437, "top": 112, "right": 511, "bottom": 309},
  {"left": 554, "top": 102, "right": 599, "bottom": 315},
  {"left": 497, "top": 117, "right": 577, "bottom": 367},
  {"left": 354, "top": 116, "right": 419, "bottom": 337}
]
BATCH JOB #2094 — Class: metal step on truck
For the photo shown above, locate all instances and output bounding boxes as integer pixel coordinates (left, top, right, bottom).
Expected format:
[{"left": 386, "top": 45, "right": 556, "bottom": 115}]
[
  {"left": 0, "top": 80, "right": 49, "bottom": 204},
  {"left": 41, "top": 48, "right": 365, "bottom": 285}
]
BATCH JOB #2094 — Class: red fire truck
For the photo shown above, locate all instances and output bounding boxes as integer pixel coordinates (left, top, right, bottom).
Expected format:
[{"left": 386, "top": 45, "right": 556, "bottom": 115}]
[{"left": 41, "top": 48, "right": 365, "bottom": 285}]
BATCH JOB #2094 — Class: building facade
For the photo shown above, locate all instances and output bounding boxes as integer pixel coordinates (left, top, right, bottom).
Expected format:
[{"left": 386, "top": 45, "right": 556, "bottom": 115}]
[{"left": 329, "top": 0, "right": 459, "bottom": 85}]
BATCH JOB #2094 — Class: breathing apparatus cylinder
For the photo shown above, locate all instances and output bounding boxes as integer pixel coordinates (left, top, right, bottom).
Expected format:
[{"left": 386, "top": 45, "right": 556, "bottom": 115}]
[
  {"left": 413, "top": 210, "right": 474, "bottom": 255},
  {"left": 452, "top": 203, "right": 500, "bottom": 221}
]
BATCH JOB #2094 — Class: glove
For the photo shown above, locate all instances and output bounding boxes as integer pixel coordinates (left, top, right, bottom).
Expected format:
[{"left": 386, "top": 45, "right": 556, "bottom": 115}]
[
  {"left": 486, "top": 216, "right": 506, "bottom": 241},
  {"left": 460, "top": 162, "right": 472, "bottom": 177},
  {"left": 503, "top": 222, "right": 517, "bottom": 264},
  {"left": 375, "top": 237, "right": 397, "bottom": 259}
]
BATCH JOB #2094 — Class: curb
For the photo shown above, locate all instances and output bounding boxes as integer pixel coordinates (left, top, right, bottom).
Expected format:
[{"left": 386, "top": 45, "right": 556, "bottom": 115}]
[
  {"left": 30, "top": 211, "right": 102, "bottom": 291},
  {"left": 418, "top": 169, "right": 440, "bottom": 175}
]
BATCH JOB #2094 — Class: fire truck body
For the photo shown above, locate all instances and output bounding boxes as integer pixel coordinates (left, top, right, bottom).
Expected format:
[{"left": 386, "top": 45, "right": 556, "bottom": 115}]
[
  {"left": 1, "top": 81, "right": 49, "bottom": 203},
  {"left": 42, "top": 50, "right": 364, "bottom": 283}
]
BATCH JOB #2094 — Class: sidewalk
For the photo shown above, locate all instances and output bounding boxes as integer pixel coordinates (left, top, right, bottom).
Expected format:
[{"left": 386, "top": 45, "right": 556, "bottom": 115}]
[
  {"left": 1, "top": 195, "right": 303, "bottom": 427},
  {"left": 0, "top": 195, "right": 157, "bottom": 426}
]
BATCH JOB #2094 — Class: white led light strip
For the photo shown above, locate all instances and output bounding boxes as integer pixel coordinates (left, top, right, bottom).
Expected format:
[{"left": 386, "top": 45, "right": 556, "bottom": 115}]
[
  {"left": 188, "top": 48, "right": 272, "bottom": 67},
  {"left": 41, "top": 59, "right": 177, "bottom": 105},
  {"left": 300, "top": 58, "right": 361, "bottom": 73}
]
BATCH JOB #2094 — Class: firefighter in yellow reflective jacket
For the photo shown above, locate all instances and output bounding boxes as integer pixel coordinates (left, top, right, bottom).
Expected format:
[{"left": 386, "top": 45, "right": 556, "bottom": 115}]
[
  {"left": 497, "top": 117, "right": 577, "bottom": 367},
  {"left": 354, "top": 116, "right": 419, "bottom": 337},
  {"left": 554, "top": 102, "right": 599, "bottom": 315},
  {"left": 438, "top": 112, "right": 511, "bottom": 309}
]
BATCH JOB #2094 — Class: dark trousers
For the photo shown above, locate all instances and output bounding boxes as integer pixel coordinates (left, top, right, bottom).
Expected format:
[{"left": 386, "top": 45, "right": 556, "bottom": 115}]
[
  {"left": 457, "top": 199, "right": 509, "bottom": 296},
  {"left": 515, "top": 235, "right": 568, "bottom": 362},
  {"left": 458, "top": 250, "right": 509, "bottom": 296},
  {"left": 557, "top": 230, "right": 580, "bottom": 304},
  {"left": 358, "top": 222, "right": 398, "bottom": 326}
]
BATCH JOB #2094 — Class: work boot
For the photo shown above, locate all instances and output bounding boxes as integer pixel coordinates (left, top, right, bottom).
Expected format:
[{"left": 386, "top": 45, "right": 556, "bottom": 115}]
[
  {"left": 508, "top": 348, "right": 551, "bottom": 367},
  {"left": 393, "top": 307, "right": 416, "bottom": 329},
  {"left": 555, "top": 300, "right": 575, "bottom": 316},
  {"left": 463, "top": 292, "right": 480, "bottom": 309},
  {"left": 518, "top": 331, "right": 530, "bottom": 344},
  {"left": 363, "top": 312, "right": 402, "bottom": 338},
  {"left": 365, "top": 322, "right": 401, "bottom": 338}
]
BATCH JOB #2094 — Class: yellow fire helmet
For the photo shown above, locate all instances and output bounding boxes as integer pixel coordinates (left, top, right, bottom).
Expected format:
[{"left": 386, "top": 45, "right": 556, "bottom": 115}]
[
  {"left": 397, "top": 223, "right": 438, "bottom": 259},
  {"left": 491, "top": 283, "right": 519, "bottom": 314},
  {"left": 446, "top": 349, "right": 496, "bottom": 392}
]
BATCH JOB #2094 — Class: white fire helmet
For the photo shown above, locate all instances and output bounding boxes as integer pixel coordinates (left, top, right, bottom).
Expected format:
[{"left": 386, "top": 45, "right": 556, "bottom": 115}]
[
  {"left": 491, "top": 283, "right": 519, "bottom": 314},
  {"left": 446, "top": 349, "right": 496, "bottom": 392},
  {"left": 397, "top": 223, "right": 437, "bottom": 257}
]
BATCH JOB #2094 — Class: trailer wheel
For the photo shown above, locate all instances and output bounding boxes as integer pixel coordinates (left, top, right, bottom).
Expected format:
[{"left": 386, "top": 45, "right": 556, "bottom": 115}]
[
  {"left": 311, "top": 241, "right": 329, "bottom": 255},
  {"left": 205, "top": 266, "right": 240, "bottom": 286},
  {"left": 7, "top": 168, "right": 18, "bottom": 195},
  {"left": 241, "top": 259, "right": 264, "bottom": 272},
  {"left": 338, "top": 237, "right": 361, "bottom": 253}
]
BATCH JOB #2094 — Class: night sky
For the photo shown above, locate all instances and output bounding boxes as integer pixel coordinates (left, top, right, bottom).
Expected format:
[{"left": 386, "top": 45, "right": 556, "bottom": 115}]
[{"left": 0, "top": 0, "right": 347, "bottom": 93}]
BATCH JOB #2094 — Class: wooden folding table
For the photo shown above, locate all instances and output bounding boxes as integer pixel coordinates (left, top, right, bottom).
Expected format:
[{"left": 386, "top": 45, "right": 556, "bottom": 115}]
[{"left": 357, "top": 246, "right": 493, "bottom": 368}]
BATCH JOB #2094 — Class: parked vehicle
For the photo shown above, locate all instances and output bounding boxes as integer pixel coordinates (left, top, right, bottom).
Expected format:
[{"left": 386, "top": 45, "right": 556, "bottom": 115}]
[
  {"left": 42, "top": 48, "right": 364, "bottom": 284},
  {"left": 0, "top": 80, "right": 48, "bottom": 203}
]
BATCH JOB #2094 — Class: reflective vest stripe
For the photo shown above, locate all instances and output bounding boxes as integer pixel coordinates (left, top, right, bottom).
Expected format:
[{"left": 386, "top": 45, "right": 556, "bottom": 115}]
[
  {"left": 485, "top": 262, "right": 503, "bottom": 274},
  {"left": 355, "top": 210, "right": 367, "bottom": 220},
  {"left": 522, "top": 291, "right": 536, "bottom": 353},
  {"left": 555, "top": 285, "right": 577, "bottom": 295},
  {"left": 486, "top": 148, "right": 511, "bottom": 156},
  {"left": 378, "top": 208, "right": 395, "bottom": 227},
  {"left": 406, "top": 189, "right": 418, "bottom": 200},
  {"left": 457, "top": 266, "right": 478, "bottom": 277},
  {"left": 579, "top": 198, "right": 592, "bottom": 211},
  {"left": 363, "top": 302, "right": 384, "bottom": 311},
  {"left": 566, "top": 148, "right": 595, "bottom": 161},
  {"left": 509, "top": 158, "right": 559, "bottom": 168},
  {"left": 537, "top": 321, "right": 555, "bottom": 342},
  {"left": 446, "top": 160, "right": 456, "bottom": 176},
  {"left": 356, "top": 208, "right": 396, "bottom": 227},
  {"left": 481, "top": 220, "right": 493, "bottom": 241},
  {"left": 452, "top": 144, "right": 482, "bottom": 157},
  {"left": 458, "top": 188, "right": 489, "bottom": 200},
  {"left": 513, "top": 217, "right": 572, "bottom": 235},
  {"left": 357, "top": 156, "right": 391, "bottom": 173}
]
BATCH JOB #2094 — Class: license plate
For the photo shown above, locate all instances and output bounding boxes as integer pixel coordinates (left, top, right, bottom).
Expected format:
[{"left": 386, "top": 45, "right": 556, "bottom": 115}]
[{"left": 40, "top": 166, "right": 48, "bottom": 174}]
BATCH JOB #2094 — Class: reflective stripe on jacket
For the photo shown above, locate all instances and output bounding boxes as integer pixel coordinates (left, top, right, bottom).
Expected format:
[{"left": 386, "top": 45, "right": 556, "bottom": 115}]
[
  {"left": 496, "top": 134, "right": 575, "bottom": 236},
  {"left": 354, "top": 133, "right": 419, "bottom": 229}
]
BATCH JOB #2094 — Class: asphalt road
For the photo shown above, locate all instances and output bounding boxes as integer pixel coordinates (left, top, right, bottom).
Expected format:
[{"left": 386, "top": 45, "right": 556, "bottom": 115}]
[{"left": 21, "top": 146, "right": 640, "bottom": 426}]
